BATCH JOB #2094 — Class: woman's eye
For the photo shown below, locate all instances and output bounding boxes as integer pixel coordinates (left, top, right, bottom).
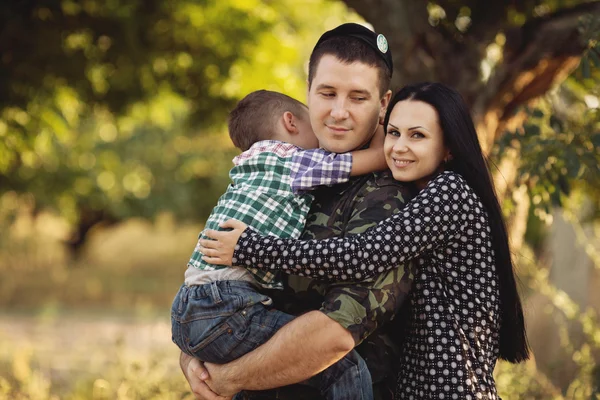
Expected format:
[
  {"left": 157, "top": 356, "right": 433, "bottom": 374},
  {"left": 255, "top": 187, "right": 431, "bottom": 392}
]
[
  {"left": 412, "top": 132, "right": 425, "bottom": 138},
  {"left": 387, "top": 130, "right": 400, "bottom": 136}
]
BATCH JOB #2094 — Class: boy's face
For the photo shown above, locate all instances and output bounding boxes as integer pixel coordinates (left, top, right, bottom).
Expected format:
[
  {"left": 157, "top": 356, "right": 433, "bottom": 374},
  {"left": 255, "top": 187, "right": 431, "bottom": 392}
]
[
  {"left": 286, "top": 106, "right": 319, "bottom": 149},
  {"left": 307, "top": 54, "right": 389, "bottom": 153}
]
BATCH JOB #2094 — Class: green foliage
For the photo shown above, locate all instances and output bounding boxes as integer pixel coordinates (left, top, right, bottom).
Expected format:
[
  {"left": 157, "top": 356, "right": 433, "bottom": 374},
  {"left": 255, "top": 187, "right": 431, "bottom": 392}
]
[
  {"left": 0, "top": 0, "right": 359, "bottom": 234},
  {"left": 577, "top": 13, "right": 600, "bottom": 79},
  {"left": 494, "top": 102, "right": 599, "bottom": 214},
  {"left": 0, "top": 0, "right": 269, "bottom": 123},
  {"left": 493, "top": 48, "right": 600, "bottom": 225}
]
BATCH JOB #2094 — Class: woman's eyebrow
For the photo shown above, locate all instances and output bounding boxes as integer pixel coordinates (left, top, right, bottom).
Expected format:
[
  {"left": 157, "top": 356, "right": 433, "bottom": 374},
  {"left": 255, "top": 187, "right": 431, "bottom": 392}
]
[{"left": 408, "top": 125, "right": 430, "bottom": 132}]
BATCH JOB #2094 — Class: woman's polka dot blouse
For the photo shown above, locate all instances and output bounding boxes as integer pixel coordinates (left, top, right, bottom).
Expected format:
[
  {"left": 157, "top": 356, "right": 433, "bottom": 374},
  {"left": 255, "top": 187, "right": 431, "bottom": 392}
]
[{"left": 233, "top": 171, "right": 501, "bottom": 399}]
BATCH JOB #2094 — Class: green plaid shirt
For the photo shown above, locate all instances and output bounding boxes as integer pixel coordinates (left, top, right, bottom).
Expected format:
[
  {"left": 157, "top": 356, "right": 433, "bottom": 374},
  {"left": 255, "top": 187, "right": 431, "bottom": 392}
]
[{"left": 188, "top": 140, "right": 352, "bottom": 289}]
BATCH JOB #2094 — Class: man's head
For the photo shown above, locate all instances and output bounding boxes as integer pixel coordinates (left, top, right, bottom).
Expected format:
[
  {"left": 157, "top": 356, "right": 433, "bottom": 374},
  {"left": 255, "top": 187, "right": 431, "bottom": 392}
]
[
  {"left": 228, "top": 90, "right": 318, "bottom": 151},
  {"left": 307, "top": 23, "right": 393, "bottom": 153},
  {"left": 308, "top": 23, "right": 393, "bottom": 97}
]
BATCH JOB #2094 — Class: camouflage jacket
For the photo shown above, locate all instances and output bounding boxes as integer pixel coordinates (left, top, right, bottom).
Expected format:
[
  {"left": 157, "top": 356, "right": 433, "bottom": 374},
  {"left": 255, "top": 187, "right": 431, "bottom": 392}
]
[{"left": 241, "top": 171, "right": 417, "bottom": 400}]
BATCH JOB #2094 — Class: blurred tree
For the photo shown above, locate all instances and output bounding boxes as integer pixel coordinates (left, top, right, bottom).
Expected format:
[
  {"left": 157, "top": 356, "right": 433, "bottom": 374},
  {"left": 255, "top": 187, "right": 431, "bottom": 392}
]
[
  {"left": 0, "top": 0, "right": 357, "bottom": 253},
  {"left": 0, "top": 0, "right": 598, "bottom": 255},
  {"left": 345, "top": 0, "right": 600, "bottom": 150},
  {"left": 345, "top": 1, "right": 600, "bottom": 274},
  {"left": 0, "top": 0, "right": 270, "bottom": 124},
  {"left": 0, "top": 0, "right": 274, "bottom": 252}
]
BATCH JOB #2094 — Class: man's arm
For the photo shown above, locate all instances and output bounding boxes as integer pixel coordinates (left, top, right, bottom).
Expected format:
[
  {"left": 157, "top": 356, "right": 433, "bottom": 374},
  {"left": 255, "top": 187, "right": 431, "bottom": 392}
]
[{"left": 196, "top": 310, "right": 355, "bottom": 396}]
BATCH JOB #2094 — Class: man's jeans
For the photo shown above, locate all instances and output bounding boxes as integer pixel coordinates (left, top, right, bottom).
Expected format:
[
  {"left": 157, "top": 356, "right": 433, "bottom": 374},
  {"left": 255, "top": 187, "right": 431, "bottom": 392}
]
[{"left": 171, "top": 281, "right": 373, "bottom": 400}]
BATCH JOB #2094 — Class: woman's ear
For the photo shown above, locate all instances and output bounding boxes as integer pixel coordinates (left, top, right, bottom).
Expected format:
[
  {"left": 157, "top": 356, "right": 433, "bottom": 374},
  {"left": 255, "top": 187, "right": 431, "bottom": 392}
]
[{"left": 444, "top": 151, "right": 453, "bottom": 163}]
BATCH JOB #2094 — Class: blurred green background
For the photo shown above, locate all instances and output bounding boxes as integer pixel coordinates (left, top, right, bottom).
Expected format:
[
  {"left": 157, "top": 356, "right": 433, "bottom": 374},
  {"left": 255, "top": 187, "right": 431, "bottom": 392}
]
[{"left": 0, "top": 0, "right": 599, "bottom": 398}]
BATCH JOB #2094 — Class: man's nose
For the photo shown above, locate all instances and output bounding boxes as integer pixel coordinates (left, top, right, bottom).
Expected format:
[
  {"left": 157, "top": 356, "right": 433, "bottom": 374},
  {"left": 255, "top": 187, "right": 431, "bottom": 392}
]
[{"left": 330, "top": 98, "right": 349, "bottom": 120}]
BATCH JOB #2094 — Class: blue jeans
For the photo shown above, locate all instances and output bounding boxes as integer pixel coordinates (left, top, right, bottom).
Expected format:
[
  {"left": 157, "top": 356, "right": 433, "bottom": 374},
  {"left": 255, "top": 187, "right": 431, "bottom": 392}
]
[{"left": 171, "top": 281, "right": 373, "bottom": 400}]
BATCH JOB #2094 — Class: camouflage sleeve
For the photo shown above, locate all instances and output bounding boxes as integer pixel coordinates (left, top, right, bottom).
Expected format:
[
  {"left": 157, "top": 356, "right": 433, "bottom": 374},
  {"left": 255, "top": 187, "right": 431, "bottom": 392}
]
[{"left": 320, "top": 176, "right": 415, "bottom": 345}]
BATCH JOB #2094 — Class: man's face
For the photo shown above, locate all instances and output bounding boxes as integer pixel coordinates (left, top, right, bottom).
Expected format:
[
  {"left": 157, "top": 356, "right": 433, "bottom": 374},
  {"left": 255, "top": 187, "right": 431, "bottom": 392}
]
[{"left": 307, "top": 55, "right": 390, "bottom": 153}]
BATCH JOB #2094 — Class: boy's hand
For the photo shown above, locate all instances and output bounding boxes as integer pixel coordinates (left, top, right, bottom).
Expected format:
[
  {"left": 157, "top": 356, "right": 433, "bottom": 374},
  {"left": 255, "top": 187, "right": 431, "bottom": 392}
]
[
  {"left": 349, "top": 124, "right": 388, "bottom": 176},
  {"left": 370, "top": 123, "right": 385, "bottom": 150}
]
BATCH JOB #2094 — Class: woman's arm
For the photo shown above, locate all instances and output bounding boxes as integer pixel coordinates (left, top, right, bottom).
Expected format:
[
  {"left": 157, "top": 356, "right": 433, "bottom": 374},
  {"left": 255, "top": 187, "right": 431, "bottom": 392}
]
[{"left": 202, "top": 171, "right": 475, "bottom": 281}]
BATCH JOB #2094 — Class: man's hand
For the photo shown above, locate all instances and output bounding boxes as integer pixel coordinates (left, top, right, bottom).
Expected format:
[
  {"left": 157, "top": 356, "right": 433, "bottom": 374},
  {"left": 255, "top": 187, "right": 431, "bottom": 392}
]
[
  {"left": 203, "top": 362, "right": 240, "bottom": 397},
  {"left": 180, "top": 352, "right": 233, "bottom": 400}
]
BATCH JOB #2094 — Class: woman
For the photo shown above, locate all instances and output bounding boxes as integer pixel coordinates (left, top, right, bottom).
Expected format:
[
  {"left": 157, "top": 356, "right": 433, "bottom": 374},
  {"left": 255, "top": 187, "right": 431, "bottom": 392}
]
[{"left": 200, "top": 82, "right": 529, "bottom": 399}]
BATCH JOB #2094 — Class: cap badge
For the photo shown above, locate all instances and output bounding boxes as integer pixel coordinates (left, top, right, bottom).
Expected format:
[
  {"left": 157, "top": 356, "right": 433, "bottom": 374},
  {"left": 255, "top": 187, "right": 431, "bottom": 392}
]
[{"left": 376, "top": 34, "right": 388, "bottom": 53}]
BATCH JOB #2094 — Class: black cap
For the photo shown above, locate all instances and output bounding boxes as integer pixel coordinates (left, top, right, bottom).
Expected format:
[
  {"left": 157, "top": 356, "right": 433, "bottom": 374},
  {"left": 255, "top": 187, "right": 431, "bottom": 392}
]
[{"left": 313, "top": 23, "right": 393, "bottom": 74}]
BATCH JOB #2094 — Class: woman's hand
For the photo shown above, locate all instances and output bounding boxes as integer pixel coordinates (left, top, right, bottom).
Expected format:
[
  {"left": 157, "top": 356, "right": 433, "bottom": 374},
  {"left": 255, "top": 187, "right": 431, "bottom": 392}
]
[{"left": 200, "top": 219, "right": 248, "bottom": 266}]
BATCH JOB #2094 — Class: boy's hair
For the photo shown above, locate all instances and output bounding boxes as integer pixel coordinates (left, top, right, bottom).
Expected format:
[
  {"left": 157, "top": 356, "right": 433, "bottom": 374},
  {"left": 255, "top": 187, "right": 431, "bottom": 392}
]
[
  {"left": 228, "top": 90, "right": 308, "bottom": 151},
  {"left": 308, "top": 36, "right": 392, "bottom": 97}
]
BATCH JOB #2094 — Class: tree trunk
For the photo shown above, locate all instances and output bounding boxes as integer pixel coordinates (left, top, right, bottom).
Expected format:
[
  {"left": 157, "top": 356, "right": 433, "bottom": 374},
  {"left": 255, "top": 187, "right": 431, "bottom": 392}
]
[{"left": 342, "top": 0, "right": 600, "bottom": 153}]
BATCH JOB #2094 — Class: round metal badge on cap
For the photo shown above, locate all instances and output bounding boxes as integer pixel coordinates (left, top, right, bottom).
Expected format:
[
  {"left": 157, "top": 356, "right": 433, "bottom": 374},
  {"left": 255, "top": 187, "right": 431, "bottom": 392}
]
[{"left": 376, "top": 34, "right": 388, "bottom": 53}]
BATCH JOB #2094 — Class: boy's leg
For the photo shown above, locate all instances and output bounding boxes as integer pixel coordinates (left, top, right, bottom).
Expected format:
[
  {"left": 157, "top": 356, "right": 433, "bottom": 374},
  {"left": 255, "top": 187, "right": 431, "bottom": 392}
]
[
  {"left": 306, "top": 348, "right": 373, "bottom": 400},
  {"left": 171, "top": 281, "right": 294, "bottom": 364},
  {"left": 173, "top": 281, "right": 372, "bottom": 399}
]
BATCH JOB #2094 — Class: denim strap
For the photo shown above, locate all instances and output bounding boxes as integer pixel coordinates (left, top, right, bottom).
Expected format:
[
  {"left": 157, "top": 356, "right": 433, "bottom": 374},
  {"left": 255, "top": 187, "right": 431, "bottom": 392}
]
[
  {"left": 178, "top": 285, "right": 189, "bottom": 313},
  {"left": 209, "top": 281, "right": 222, "bottom": 304}
]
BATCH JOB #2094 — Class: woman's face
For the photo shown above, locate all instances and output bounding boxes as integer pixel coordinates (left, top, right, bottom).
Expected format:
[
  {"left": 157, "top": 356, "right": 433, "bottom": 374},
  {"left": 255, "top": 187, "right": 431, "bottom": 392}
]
[{"left": 384, "top": 100, "right": 450, "bottom": 189}]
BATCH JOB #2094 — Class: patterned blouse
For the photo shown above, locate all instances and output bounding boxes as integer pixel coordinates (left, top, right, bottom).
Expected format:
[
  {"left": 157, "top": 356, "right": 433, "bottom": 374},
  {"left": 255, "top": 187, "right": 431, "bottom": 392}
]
[{"left": 233, "top": 171, "right": 501, "bottom": 399}]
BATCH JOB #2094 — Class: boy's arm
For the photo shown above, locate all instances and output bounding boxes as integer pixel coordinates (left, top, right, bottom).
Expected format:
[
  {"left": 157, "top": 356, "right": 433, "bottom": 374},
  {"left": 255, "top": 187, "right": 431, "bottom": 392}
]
[
  {"left": 349, "top": 123, "right": 387, "bottom": 176},
  {"left": 290, "top": 125, "right": 387, "bottom": 193}
]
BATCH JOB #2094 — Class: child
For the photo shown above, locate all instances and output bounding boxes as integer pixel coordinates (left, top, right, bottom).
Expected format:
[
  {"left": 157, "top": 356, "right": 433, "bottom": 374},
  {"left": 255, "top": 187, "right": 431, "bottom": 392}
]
[
  {"left": 199, "top": 83, "right": 531, "bottom": 399},
  {"left": 171, "top": 89, "right": 384, "bottom": 399}
]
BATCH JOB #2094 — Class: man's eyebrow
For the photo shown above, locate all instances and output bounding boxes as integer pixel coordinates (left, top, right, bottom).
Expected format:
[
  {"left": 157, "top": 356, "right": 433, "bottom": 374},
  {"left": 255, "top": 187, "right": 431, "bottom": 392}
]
[
  {"left": 350, "top": 89, "right": 372, "bottom": 98},
  {"left": 315, "top": 84, "right": 335, "bottom": 90},
  {"left": 314, "top": 84, "right": 372, "bottom": 97}
]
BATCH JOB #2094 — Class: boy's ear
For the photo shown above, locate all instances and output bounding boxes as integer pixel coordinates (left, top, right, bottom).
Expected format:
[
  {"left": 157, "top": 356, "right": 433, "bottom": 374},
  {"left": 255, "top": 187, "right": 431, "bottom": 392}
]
[{"left": 282, "top": 111, "right": 299, "bottom": 134}]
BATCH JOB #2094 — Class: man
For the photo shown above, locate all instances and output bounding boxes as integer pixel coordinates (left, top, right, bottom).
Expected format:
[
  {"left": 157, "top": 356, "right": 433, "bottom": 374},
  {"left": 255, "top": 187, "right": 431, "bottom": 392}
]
[{"left": 181, "top": 23, "right": 415, "bottom": 400}]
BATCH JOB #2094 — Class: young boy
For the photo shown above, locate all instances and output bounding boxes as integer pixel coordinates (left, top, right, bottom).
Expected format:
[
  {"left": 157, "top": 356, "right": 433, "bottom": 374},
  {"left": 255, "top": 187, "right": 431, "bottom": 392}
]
[{"left": 171, "top": 89, "right": 384, "bottom": 399}]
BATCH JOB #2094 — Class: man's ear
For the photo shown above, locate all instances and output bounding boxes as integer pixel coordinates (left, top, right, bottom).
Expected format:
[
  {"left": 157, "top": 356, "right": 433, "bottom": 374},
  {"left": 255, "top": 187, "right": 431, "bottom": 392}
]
[
  {"left": 379, "top": 89, "right": 392, "bottom": 125},
  {"left": 282, "top": 111, "right": 298, "bottom": 134}
]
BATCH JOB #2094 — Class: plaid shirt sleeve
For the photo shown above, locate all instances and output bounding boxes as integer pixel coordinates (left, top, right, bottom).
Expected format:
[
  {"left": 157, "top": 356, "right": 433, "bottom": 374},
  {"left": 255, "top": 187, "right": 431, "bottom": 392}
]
[{"left": 289, "top": 149, "right": 353, "bottom": 194}]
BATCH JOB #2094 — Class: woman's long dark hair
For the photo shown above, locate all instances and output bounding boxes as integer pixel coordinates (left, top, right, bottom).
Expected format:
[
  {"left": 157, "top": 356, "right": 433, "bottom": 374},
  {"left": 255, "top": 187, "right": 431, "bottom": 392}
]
[{"left": 384, "top": 82, "right": 529, "bottom": 363}]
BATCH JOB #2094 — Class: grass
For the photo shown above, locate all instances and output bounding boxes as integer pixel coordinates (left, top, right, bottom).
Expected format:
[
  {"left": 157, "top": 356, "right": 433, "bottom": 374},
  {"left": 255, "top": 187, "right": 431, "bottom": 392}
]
[
  {"left": 0, "top": 209, "right": 598, "bottom": 398},
  {"left": 0, "top": 312, "right": 192, "bottom": 400},
  {"left": 0, "top": 213, "right": 200, "bottom": 399}
]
